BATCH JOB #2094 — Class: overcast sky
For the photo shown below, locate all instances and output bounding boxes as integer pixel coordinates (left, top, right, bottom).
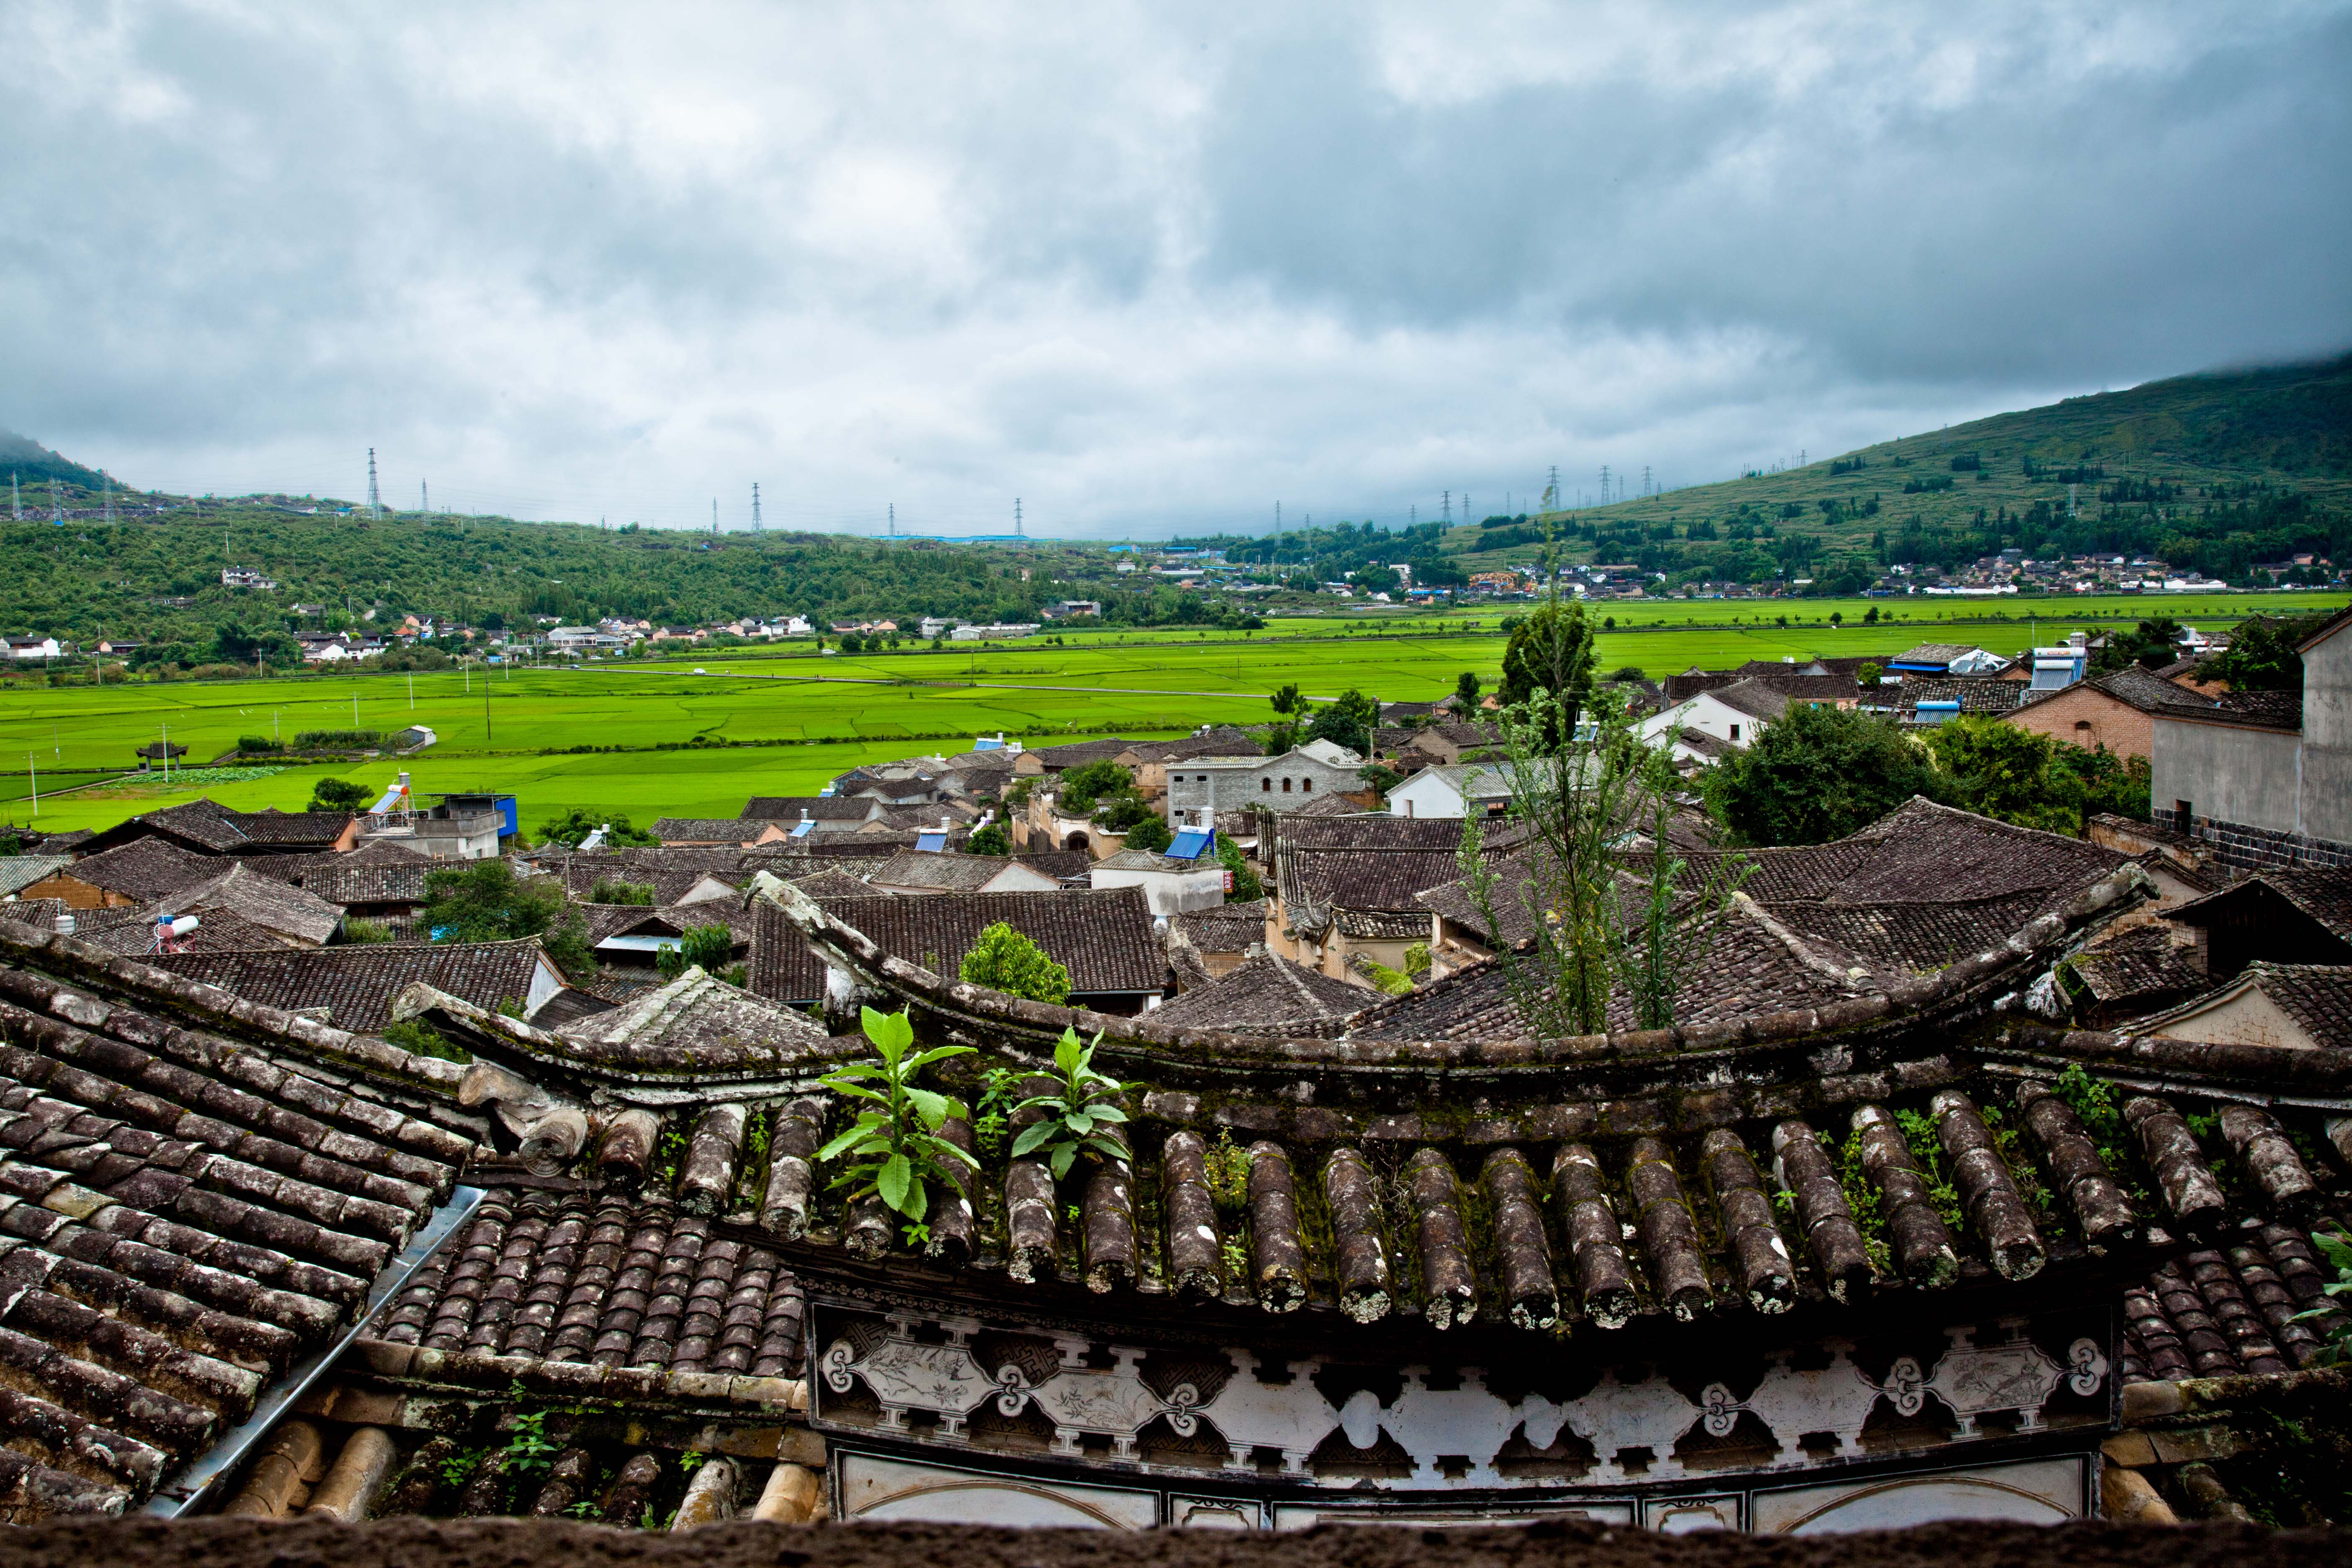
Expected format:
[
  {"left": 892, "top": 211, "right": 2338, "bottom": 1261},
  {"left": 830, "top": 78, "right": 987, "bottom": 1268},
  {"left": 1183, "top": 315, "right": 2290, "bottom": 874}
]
[{"left": 5, "top": 2, "right": 2347, "bottom": 538}]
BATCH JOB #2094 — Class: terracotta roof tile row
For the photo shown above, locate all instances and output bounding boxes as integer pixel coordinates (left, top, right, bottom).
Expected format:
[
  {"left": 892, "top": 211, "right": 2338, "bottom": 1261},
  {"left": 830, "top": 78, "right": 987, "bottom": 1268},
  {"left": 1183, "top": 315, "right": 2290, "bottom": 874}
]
[
  {"left": 148, "top": 940, "right": 559, "bottom": 1033},
  {"left": 750, "top": 888, "right": 1168, "bottom": 1004}
]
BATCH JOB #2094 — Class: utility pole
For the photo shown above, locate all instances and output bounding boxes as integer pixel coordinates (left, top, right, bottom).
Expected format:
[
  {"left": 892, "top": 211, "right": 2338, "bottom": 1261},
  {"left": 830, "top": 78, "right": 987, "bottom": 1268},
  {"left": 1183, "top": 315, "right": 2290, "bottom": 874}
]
[
  {"left": 366, "top": 449, "right": 381, "bottom": 519},
  {"left": 1442, "top": 490, "right": 1450, "bottom": 525},
  {"left": 422, "top": 480, "right": 429, "bottom": 513},
  {"left": 752, "top": 482, "right": 762, "bottom": 533},
  {"left": 1643, "top": 465, "right": 1652, "bottom": 497},
  {"left": 1548, "top": 466, "right": 1560, "bottom": 510},
  {"left": 1599, "top": 465, "right": 1610, "bottom": 508}
]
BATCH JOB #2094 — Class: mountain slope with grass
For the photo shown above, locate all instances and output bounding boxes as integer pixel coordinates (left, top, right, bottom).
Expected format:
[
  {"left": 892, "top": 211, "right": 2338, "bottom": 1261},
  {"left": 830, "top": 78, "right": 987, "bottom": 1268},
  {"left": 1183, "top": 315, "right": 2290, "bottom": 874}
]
[{"left": 1443, "top": 355, "right": 2352, "bottom": 590}]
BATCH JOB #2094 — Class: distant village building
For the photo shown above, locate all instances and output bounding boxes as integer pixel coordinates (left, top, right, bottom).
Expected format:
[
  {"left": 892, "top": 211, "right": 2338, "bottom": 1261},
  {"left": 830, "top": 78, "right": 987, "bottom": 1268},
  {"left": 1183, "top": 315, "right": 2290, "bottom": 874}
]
[{"left": 1166, "top": 740, "right": 1365, "bottom": 829}]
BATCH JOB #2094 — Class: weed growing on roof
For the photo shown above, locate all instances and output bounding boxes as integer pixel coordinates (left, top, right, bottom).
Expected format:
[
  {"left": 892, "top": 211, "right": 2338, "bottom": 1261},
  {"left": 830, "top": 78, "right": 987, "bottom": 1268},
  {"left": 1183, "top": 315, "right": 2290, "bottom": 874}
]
[
  {"left": 383, "top": 1016, "right": 469, "bottom": 1064},
  {"left": 502, "top": 1381, "right": 560, "bottom": 1478},
  {"left": 972, "top": 1067, "right": 1020, "bottom": 1160},
  {"left": 2293, "top": 1229, "right": 2352, "bottom": 1366},
  {"left": 1009, "top": 1029, "right": 1129, "bottom": 1180},
  {"left": 817, "top": 1006, "right": 977, "bottom": 1241},
  {"left": 1832, "top": 1127, "right": 1891, "bottom": 1277},
  {"left": 439, "top": 1446, "right": 487, "bottom": 1490},
  {"left": 1203, "top": 1130, "right": 1253, "bottom": 1215},
  {"left": 1893, "top": 1109, "right": 1966, "bottom": 1231},
  {"left": 654, "top": 1120, "right": 687, "bottom": 1186},
  {"left": 1978, "top": 1101, "right": 2053, "bottom": 1215}
]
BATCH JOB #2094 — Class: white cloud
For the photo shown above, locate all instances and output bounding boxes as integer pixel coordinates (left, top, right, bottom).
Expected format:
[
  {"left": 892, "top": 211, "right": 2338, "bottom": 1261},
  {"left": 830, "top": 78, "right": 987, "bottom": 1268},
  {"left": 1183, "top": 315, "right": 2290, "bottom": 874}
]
[{"left": 0, "top": 0, "right": 2344, "bottom": 535}]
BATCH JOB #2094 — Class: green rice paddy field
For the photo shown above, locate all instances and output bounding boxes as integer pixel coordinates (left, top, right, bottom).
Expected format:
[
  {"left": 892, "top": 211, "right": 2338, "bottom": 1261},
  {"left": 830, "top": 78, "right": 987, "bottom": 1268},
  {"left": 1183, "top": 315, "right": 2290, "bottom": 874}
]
[{"left": 2, "top": 592, "right": 2339, "bottom": 833}]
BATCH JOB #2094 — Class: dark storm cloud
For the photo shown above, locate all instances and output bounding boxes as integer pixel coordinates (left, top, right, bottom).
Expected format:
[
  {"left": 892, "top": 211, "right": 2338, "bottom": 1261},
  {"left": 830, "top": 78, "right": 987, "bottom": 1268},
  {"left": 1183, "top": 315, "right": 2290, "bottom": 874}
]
[{"left": 0, "top": 2, "right": 2345, "bottom": 533}]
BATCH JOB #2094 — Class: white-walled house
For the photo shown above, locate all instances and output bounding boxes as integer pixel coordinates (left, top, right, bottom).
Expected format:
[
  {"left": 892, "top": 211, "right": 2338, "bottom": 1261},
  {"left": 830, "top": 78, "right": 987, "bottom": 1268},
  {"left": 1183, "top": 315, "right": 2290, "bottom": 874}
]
[
  {"left": 1638, "top": 679, "right": 1789, "bottom": 751},
  {"left": 1387, "top": 762, "right": 1516, "bottom": 819}
]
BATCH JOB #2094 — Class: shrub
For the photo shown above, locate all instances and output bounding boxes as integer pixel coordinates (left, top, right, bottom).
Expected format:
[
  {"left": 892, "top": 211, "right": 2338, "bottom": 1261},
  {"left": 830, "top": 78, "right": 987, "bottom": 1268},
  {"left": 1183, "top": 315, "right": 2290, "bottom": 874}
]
[
  {"left": 1120, "top": 815, "right": 1173, "bottom": 853},
  {"left": 588, "top": 878, "right": 655, "bottom": 905},
  {"left": 959, "top": 921, "right": 1071, "bottom": 1004},
  {"left": 965, "top": 823, "right": 1011, "bottom": 857},
  {"left": 292, "top": 729, "right": 385, "bottom": 750},
  {"left": 655, "top": 924, "right": 735, "bottom": 979},
  {"left": 308, "top": 778, "right": 373, "bottom": 812},
  {"left": 237, "top": 735, "right": 283, "bottom": 753}
]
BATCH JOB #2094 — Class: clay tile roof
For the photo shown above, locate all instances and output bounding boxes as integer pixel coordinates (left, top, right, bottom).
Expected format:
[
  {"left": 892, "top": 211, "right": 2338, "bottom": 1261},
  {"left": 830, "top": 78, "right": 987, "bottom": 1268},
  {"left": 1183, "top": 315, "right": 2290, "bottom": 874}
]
[
  {"left": 2169, "top": 868, "right": 2352, "bottom": 946},
  {"left": 1705, "top": 679, "right": 1794, "bottom": 721},
  {"left": 740, "top": 797, "right": 875, "bottom": 821},
  {"left": 868, "top": 850, "right": 1058, "bottom": 892},
  {"left": 2122, "top": 961, "right": 2352, "bottom": 1046},
  {"left": 302, "top": 856, "right": 434, "bottom": 907},
  {"left": 149, "top": 938, "right": 560, "bottom": 1032},
  {"left": 228, "top": 809, "right": 356, "bottom": 847},
  {"left": 1270, "top": 815, "right": 1467, "bottom": 856},
  {"left": 0, "top": 897, "right": 67, "bottom": 931},
  {"left": 1896, "top": 678, "right": 2024, "bottom": 715},
  {"left": 1026, "top": 738, "right": 1139, "bottom": 769},
  {"left": 2086, "top": 664, "right": 2208, "bottom": 713},
  {"left": 1282, "top": 848, "right": 1465, "bottom": 914},
  {"left": 1172, "top": 898, "right": 1269, "bottom": 955},
  {"left": 0, "top": 939, "right": 470, "bottom": 1515},
  {"left": 751, "top": 887, "right": 1165, "bottom": 1003},
  {"left": 0, "top": 857, "right": 70, "bottom": 897},
  {"left": 652, "top": 818, "right": 759, "bottom": 843},
  {"left": 1148, "top": 952, "right": 1372, "bottom": 1034},
  {"left": 150, "top": 862, "right": 348, "bottom": 947},
  {"left": 2066, "top": 926, "right": 2208, "bottom": 1012},
  {"left": 1015, "top": 850, "right": 1091, "bottom": 881},
  {"left": 788, "top": 867, "right": 876, "bottom": 897},
  {"left": 67, "top": 837, "right": 229, "bottom": 900},
  {"left": 1687, "top": 798, "right": 2130, "bottom": 968},
  {"left": 1892, "top": 642, "right": 1983, "bottom": 664},
  {"left": 557, "top": 966, "right": 828, "bottom": 1056},
  {"left": 1285, "top": 792, "right": 1372, "bottom": 819}
]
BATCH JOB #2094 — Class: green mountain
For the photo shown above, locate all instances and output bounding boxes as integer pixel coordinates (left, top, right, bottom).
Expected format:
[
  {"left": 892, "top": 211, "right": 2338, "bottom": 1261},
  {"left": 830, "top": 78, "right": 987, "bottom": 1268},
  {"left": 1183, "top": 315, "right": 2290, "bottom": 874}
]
[
  {"left": 0, "top": 428, "right": 109, "bottom": 492},
  {"left": 1443, "top": 355, "right": 2352, "bottom": 591}
]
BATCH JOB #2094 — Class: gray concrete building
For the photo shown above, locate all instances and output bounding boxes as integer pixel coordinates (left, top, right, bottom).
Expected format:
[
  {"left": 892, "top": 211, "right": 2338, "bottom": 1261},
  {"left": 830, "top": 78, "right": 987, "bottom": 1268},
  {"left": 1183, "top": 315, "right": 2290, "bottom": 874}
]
[
  {"left": 2149, "top": 606, "right": 2352, "bottom": 869},
  {"left": 1165, "top": 739, "right": 1364, "bottom": 828}
]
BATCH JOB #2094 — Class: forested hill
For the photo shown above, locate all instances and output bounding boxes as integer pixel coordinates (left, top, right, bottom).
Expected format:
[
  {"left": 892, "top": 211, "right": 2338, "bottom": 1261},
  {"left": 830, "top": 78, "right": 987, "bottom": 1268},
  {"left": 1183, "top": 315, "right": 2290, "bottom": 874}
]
[
  {"left": 0, "top": 429, "right": 108, "bottom": 492},
  {"left": 0, "top": 506, "right": 1067, "bottom": 645},
  {"left": 1436, "top": 355, "right": 2352, "bottom": 591}
]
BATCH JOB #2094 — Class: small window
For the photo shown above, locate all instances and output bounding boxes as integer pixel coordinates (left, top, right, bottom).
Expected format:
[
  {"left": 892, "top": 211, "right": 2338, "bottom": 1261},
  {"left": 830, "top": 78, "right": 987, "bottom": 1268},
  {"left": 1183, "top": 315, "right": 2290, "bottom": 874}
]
[
  {"left": 1261, "top": 777, "right": 1272, "bottom": 793},
  {"left": 2073, "top": 720, "right": 2092, "bottom": 731},
  {"left": 1282, "top": 777, "right": 1293, "bottom": 793},
  {"left": 1302, "top": 777, "right": 1313, "bottom": 792},
  {"left": 1729, "top": 724, "right": 1741, "bottom": 742}
]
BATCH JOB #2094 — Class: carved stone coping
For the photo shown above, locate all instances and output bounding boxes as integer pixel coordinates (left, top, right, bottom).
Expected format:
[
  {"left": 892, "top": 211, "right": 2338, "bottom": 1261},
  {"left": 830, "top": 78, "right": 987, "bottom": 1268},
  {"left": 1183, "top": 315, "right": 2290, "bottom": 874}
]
[
  {"left": 759, "top": 864, "right": 2151, "bottom": 1080},
  {"left": 392, "top": 981, "right": 864, "bottom": 1096},
  {"left": 1994, "top": 1024, "right": 2352, "bottom": 1093},
  {"left": 347, "top": 1336, "right": 810, "bottom": 1412}
]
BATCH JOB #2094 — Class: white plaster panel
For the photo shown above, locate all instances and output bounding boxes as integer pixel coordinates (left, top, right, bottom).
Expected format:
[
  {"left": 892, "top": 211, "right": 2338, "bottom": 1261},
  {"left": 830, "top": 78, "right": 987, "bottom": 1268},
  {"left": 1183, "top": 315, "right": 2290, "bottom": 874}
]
[
  {"left": 1750, "top": 1455, "right": 2086, "bottom": 1534},
  {"left": 839, "top": 1452, "right": 1160, "bottom": 1529}
]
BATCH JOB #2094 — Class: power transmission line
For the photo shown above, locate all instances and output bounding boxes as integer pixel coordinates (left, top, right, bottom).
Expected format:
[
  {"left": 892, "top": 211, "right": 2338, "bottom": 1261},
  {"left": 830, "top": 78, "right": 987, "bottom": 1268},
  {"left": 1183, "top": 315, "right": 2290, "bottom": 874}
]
[
  {"left": 752, "top": 482, "right": 762, "bottom": 533},
  {"left": 366, "top": 448, "right": 381, "bottom": 519},
  {"left": 1014, "top": 498, "right": 1023, "bottom": 538}
]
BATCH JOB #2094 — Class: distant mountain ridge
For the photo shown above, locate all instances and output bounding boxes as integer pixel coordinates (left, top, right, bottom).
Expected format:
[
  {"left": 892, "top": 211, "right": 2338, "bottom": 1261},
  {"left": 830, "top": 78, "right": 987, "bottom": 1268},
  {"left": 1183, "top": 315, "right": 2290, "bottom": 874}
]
[{"left": 0, "top": 428, "right": 108, "bottom": 491}]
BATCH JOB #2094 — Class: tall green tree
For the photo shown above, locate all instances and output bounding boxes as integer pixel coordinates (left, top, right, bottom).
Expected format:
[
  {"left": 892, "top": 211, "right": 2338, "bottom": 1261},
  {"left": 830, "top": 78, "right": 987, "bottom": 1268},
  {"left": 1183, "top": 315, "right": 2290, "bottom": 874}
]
[
  {"left": 1454, "top": 671, "right": 1482, "bottom": 707},
  {"left": 1497, "top": 598, "right": 1597, "bottom": 733},
  {"left": 1705, "top": 704, "right": 1949, "bottom": 846},
  {"left": 419, "top": 859, "right": 596, "bottom": 975},
  {"left": 1304, "top": 688, "right": 1378, "bottom": 754},
  {"left": 2205, "top": 610, "right": 2335, "bottom": 692}
]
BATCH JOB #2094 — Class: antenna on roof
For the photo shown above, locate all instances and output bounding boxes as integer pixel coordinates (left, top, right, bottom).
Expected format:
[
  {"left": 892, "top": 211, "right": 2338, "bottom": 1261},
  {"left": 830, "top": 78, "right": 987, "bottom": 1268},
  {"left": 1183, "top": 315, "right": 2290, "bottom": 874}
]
[{"left": 366, "top": 448, "right": 381, "bottom": 520}]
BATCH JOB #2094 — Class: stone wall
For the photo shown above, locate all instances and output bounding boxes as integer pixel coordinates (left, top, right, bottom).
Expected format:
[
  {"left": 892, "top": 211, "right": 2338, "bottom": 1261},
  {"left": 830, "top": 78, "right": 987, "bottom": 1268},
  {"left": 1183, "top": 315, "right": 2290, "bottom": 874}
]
[{"left": 2176, "top": 811, "right": 2352, "bottom": 871}]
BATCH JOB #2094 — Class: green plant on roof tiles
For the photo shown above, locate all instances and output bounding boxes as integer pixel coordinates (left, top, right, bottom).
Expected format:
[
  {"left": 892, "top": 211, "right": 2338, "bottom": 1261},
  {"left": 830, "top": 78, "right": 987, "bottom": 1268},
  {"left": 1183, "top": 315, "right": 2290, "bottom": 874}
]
[
  {"left": 1008, "top": 1028, "right": 1129, "bottom": 1181},
  {"left": 1833, "top": 1125, "right": 1891, "bottom": 1277},
  {"left": 1893, "top": 1108, "right": 1966, "bottom": 1232},
  {"left": 1203, "top": 1129, "right": 1252, "bottom": 1214},
  {"left": 2290, "top": 1229, "right": 2352, "bottom": 1366},
  {"left": 817, "top": 1006, "right": 977, "bottom": 1227},
  {"left": 972, "top": 1066, "right": 1020, "bottom": 1160}
]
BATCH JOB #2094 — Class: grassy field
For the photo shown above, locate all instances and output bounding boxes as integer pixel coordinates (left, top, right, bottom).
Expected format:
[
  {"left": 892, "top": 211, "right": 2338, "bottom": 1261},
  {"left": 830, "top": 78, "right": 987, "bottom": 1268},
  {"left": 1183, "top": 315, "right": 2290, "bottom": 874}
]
[{"left": 2, "top": 591, "right": 2338, "bottom": 833}]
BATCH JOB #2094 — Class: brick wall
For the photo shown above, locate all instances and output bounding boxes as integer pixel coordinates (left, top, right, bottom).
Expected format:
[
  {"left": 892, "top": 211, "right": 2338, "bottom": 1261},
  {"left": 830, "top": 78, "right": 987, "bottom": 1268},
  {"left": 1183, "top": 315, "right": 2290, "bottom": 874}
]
[
  {"left": 2008, "top": 686, "right": 2154, "bottom": 761},
  {"left": 2174, "top": 812, "right": 2352, "bottom": 871}
]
